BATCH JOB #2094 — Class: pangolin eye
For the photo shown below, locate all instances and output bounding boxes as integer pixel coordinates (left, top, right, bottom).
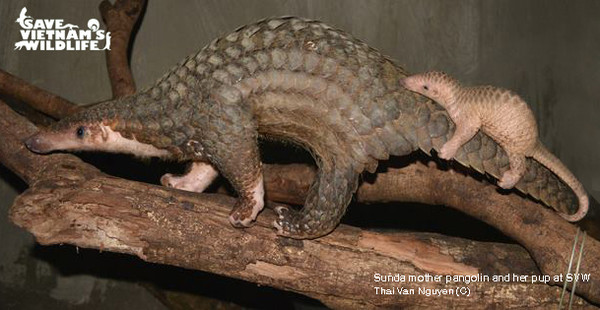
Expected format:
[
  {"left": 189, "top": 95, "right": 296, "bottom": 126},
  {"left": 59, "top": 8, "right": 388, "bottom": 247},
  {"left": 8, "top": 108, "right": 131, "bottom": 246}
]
[
  {"left": 76, "top": 126, "right": 86, "bottom": 138},
  {"left": 423, "top": 85, "right": 429, "bottom": 90}
]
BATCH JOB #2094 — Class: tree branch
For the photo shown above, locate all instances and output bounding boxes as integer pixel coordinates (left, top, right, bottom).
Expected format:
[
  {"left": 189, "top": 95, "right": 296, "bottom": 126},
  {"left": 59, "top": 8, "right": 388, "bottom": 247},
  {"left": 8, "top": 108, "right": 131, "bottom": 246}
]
[
  {"left": 0, "top": 69, "right": 81, "bottom": 119},
  {"left": 99, "top": 0, "right": 146, "bottom": 98},
  {"left": 12, "top": 176, "right": 588, "bottom": 309}
]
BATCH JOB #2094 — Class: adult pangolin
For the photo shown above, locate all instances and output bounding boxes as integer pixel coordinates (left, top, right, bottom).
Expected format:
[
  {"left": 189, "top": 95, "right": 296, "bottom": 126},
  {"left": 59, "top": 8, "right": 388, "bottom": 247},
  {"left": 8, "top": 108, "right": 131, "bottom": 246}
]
[{"left": 24, "top": 17, "right": 587, "bottom": 239}]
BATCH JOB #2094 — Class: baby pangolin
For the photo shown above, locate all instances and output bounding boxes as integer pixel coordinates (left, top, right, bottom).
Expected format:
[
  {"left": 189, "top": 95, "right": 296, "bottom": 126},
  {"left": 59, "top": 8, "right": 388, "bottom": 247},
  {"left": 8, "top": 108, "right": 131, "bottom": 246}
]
[{"left": 400, "top": 71, "right": 588, "bottom": 221}]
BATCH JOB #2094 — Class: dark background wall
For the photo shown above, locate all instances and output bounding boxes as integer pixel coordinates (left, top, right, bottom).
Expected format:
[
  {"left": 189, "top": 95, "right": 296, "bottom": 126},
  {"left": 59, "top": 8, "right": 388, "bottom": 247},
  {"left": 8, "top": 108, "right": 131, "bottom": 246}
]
[{"left": 1, "top": 0, "right": 599, "bottom": 308}]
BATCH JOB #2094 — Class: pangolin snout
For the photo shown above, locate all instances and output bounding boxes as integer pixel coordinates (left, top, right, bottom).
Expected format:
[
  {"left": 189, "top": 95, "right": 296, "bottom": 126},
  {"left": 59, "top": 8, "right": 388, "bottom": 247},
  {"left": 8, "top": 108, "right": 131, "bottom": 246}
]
[{"left": 25, "top": 134, "right": 51, "bottom": 154}]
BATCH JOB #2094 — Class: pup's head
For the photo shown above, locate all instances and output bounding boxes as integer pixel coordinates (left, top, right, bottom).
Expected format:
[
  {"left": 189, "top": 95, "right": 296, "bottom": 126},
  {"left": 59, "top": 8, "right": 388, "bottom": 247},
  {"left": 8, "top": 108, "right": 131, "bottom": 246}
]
[{"left": 399, "top": 71, "right": 459, "bottom": 105}]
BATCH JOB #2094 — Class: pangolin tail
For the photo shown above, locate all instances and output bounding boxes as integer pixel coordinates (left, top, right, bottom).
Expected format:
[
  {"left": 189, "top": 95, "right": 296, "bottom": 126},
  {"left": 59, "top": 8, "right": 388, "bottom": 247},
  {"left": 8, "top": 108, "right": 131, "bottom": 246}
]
[{"left": 532, "top": 142, "right": 588, "bottom": 221}]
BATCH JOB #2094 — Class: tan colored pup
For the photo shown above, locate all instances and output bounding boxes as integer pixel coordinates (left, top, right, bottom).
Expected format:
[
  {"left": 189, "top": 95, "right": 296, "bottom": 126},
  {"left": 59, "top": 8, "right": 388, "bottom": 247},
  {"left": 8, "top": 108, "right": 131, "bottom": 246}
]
[{"left": 400, "top": 71, "right": 588, "bottom": 221}]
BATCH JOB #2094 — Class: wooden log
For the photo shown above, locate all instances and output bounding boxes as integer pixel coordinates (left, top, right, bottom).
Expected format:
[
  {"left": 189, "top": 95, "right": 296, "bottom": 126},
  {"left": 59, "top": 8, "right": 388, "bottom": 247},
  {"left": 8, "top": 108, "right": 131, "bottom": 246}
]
[{"left": 9, "top": 165, "right": 592, "bottom": 309}]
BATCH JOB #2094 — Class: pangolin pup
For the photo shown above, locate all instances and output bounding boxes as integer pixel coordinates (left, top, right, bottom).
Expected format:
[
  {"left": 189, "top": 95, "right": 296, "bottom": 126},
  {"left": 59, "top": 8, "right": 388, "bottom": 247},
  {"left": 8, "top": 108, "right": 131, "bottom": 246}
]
[
  {"left": 25, "top": 17, "right": 587, "bottom": 239},
  {"left": 400, "top": 71, "right": 588, "bottom": 221}
]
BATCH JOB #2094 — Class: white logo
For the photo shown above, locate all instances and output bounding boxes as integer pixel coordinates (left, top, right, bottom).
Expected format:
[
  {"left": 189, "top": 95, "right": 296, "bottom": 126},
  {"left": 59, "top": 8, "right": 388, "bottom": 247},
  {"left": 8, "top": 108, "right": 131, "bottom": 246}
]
[{"left": 14, "top": 7, "right": 111, "bottom": 51}]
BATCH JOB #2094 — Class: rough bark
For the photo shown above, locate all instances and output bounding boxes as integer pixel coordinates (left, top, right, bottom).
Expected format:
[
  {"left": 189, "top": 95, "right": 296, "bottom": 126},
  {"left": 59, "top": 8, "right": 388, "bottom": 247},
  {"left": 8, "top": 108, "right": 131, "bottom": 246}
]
[
  {"left": 99, "top": 0, "right": 146, "bottom": 98},
  {"left": 11, "top": 176, "right": 588, "bottom": 309}
]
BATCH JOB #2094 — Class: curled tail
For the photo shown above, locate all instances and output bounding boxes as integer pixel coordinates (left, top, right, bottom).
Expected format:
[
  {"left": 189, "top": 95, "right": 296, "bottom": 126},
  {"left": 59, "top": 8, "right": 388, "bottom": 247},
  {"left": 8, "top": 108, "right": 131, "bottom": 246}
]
[
  {"left": 532, "top": 142, "right": 588, "bottom": 221},
  {"left": 273, "top": 157, "right": 360, "bottom": 239}
]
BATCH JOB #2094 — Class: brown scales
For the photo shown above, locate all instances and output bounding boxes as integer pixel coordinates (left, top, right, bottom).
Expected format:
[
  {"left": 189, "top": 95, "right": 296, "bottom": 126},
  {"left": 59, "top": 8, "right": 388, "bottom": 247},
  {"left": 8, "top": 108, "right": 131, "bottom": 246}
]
[{"left": 401, "top": 71, "right": 588, "bottom": 221}]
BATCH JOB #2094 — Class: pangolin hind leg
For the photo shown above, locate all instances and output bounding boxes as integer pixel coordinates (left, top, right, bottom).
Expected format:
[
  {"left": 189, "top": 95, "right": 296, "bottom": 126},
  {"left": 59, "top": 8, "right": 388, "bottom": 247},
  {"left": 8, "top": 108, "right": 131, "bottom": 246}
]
[
  {"left": 273, "top": 159, "right": 359, "bottom": 239},
  {"left": 498, "top": 152, "right": 527, "bottom": 189},
  {"left": 161, "top": 162, "right": 219, "bottom": 192}
]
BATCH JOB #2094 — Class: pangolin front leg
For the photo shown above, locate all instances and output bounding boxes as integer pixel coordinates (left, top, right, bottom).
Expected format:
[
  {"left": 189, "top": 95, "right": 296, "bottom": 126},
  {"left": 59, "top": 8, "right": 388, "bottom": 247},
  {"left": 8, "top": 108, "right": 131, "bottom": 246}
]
[
  {"left": 201, "top": 88, "right": 264, "bottom": 227},
  {"left": 439, "top": 120, "right": 481, "bottom": 160},
  {"left": 161, "top": 162, "right": 219, "bottom": 193}
]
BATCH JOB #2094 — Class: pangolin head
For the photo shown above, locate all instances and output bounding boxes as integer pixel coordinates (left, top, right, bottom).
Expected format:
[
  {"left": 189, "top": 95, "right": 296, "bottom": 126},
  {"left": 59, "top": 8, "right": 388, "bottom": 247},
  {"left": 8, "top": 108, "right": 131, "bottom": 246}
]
[{"left": 400, "top": 71, "right": 460, "bottom": 105}]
